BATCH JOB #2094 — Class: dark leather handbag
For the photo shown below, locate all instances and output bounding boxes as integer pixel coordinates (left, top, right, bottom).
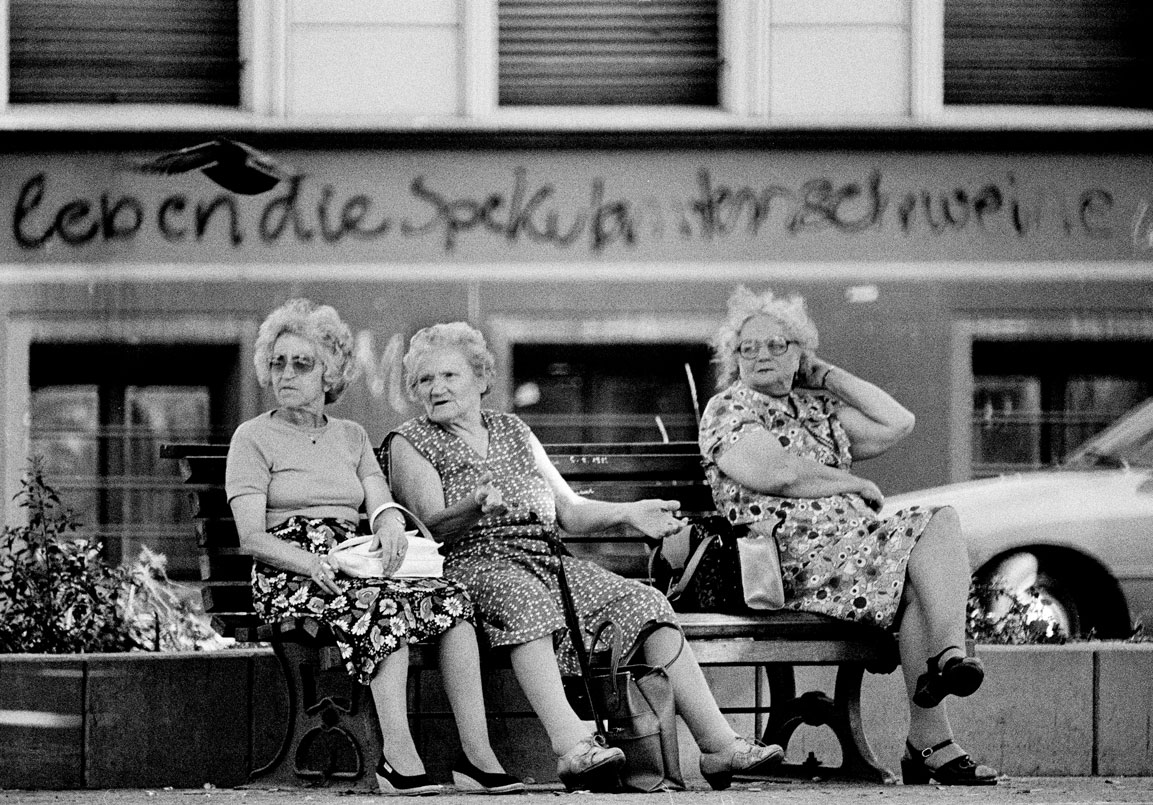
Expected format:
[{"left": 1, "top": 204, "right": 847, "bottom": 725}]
[
  {"left": 562, "top": 621, "right": 686, "bottom": 793},
  {"left": 650, "top": 515, "right": 751, "bottom": 613},
  {"left": 553, "top": 542, "right": 685, "bottom": 793}
]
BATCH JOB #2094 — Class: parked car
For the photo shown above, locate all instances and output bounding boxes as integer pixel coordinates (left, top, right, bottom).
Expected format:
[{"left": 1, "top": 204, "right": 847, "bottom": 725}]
[{"left": 883, "top": 397, "right": 1153, "bottom": 638}]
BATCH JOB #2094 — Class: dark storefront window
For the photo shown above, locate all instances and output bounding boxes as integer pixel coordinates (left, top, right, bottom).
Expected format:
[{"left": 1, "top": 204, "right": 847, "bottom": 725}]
[
  {"left": 971, "top": 340, "right": 1153, "bottom": 476},
  {"left": 944, "top": 0, "right": 1153, "bottom": 108},
  {"left": 28, "top": 344, "right": 239, "bottom": 579},
  {"left": 498, "top": 0, "right": 719, "bottom": 106},
  {"left": 8, "top": 0, "right": 240, "bottom": 104},
  {"left": 511, "top": 342, "right": 713, "bottom": 444}
]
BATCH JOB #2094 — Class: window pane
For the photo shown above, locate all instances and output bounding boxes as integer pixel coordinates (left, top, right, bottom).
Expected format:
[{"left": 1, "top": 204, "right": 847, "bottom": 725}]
[
  {"left": 121, "top": 386, "right": 212, "bottom": 577},
  {"left": 972, "top": 376, "right": 1042, "bottom": 473},
  {"left": 8, "top": 0, "right": 240, "bottom": 104},
  {"left": 28, "top": 385, "right": 100, "bottom": 526},
  {"left": 513, "top": 343, "right": 713, "bottom": 443},
  {"left": 499, "top": 0, "right": 720, "bottom": 106},
  {"left": 944, "top": 0, "right": 1153, "bottom": 107}
]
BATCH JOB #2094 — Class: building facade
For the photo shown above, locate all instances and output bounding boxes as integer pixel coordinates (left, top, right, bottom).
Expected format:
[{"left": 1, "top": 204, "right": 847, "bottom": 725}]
[{"left": 1, "top": 0, "right": 1151, "bottom": 578}]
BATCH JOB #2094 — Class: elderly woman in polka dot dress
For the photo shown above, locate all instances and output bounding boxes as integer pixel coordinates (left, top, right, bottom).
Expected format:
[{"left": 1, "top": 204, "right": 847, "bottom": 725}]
[
  {"left": 386, "top": 322, "right": 783, "bottom": 792},
  {"left": 699, "top": 286, "right": 998, "bottom": 787}
]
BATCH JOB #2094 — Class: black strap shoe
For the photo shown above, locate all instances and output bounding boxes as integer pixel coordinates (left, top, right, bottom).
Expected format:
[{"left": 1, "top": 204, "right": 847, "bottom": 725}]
[
  {"left": 912, "top": 645, "right": 985, "bottom": 708},
  {"left": 902, "top": 739, "right": 999, "bottom": 786}
]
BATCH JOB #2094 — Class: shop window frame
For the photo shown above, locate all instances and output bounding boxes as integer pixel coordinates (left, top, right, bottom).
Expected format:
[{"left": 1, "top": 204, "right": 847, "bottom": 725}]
[
  {"left": 487, "top": 314, "right": 719, "bottom": 443},
  {"left": 2, "top": 315, "right": 259, "bottom": 543},
  {"left": 949, "top": 315, "right": 1153, "bottom": 482}
]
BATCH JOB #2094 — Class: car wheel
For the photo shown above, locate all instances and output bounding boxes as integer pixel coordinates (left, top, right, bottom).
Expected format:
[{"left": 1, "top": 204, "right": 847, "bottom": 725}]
[
  {"left": 1028, "top": 566, "right": 1080, "bottom": 637},
  {"left": 978, "top": 550, "right": 1128, "bottom": 639}
]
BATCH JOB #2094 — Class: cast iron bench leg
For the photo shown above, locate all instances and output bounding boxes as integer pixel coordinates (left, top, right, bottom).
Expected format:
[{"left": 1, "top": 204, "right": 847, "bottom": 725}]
[
  {"left": 250, "top": 627, "right": 381, "bottom": 790},
  {"left": 759, "top": 664, "right": 894, "bottom": 783}
]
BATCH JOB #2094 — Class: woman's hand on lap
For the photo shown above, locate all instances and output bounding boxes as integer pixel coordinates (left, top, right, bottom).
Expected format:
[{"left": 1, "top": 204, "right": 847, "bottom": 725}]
[
  {"left": 311, "top": 553, "right": 343, "bottom": 595},
  {"left": 376, "top": 518, "right": 410, "bottom": 576}
]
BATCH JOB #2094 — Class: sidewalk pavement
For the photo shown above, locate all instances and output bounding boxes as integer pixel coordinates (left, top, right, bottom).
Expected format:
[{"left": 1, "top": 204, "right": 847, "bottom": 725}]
[{"left": 3, "top": 778, "right": 1153, "bottom": 805}]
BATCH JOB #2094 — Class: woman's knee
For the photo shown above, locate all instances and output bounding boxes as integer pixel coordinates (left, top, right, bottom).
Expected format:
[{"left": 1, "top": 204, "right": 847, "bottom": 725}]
[
  {"left": 641, "top": 623, "right": 686, "bottom": 666},
  {"left": 928, "top": 505, "right": 961, "bottom": 535}
]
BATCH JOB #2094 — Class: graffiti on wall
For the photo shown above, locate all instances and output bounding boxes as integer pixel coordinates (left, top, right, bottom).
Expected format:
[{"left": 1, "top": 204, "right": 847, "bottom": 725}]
[{"left": 7, "top": 166, "right": 1135, "bottom": 253}]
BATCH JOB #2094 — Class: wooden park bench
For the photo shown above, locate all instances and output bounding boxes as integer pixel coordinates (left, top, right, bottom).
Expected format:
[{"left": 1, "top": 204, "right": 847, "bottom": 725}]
[{"left": 161, "top": 440, "right": 899, "bottom": 789}]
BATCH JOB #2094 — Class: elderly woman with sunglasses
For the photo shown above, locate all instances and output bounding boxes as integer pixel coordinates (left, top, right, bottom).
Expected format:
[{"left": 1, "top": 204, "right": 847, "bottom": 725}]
[
  {"left": 225, "top": 299, "right": 522, "bottom": 796},
  {"left": 699, "top": 286, "right": 998, "bottom": 787}
]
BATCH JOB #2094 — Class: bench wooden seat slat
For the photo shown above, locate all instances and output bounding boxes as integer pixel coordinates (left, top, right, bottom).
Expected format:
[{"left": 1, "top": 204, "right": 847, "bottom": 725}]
[{"left": 163, "top": 439, "right": 898, "bottom": 787}]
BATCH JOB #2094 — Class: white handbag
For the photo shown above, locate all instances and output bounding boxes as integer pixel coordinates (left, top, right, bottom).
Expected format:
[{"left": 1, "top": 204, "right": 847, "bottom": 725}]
[{"left": 329, "top": 503, "right": 444, "bottom": 579}]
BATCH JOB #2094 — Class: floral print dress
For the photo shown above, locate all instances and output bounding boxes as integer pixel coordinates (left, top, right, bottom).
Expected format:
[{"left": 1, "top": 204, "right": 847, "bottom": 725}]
[{"left": 699, "top": 380, "right": 935, "bottom": 629}]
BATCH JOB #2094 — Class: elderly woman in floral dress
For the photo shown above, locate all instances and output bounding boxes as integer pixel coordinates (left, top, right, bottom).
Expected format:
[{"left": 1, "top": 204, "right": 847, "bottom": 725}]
[
  {"left": 698, "top": 286, "right": 998, "bottom": 786},
  {"left": 225, "top": 299, "right": 522, "bottom": 796},
  {"left": 385, "top": 321, "right": 784, "bottom": 792}
]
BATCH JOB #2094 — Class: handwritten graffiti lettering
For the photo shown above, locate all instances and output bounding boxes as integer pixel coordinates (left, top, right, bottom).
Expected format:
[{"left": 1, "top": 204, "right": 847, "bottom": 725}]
[
  {"left": 7, "top": 167, "right": 1126, "bottom": 254},
  {"left": 403, "top": 168, "right": 626, "bottom": 251}
]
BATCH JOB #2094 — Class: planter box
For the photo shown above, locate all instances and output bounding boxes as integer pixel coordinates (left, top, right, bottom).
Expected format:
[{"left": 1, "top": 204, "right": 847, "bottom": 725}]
[
  {"left": 0, "top": 649, "right": 280, "bottom": 790},
  {"left": 4, "top": 642, "right": 1150, "bottom": 789},
  {"left": 786, "top": 642, "right": 1153, "bottom": 778}
]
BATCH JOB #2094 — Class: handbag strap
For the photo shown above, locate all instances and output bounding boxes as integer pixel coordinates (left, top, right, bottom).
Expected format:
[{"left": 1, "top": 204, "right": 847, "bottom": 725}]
[
  {"left": 374, "top": 432, "right": 436, "bottom": 543},
  {"left": 372, "top": 501, "right": 435, "bottom": 542},
  {"left": 654, "top": 530, "right": 719, "bottom": 604},
  {"left": 549, "top": 536, "right": 608, "bottom": 738}
]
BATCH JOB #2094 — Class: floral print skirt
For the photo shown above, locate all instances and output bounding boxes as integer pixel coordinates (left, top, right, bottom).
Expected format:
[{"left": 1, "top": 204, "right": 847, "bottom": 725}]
[{"left": 251, "top": 516, "right": 474, "bottom": 685}]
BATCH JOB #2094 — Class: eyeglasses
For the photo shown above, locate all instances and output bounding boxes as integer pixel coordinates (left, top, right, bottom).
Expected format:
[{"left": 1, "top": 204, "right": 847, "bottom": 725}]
[
  {"left": 269, "top": 355, "right": 317, "bottom": 375},
  {"left": 737, "top": 337, "right": 796, "bottom": 358}
]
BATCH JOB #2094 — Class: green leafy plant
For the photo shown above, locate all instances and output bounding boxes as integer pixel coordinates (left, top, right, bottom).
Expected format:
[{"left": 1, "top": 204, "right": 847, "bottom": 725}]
[
  {"left": 0, "top": 459, "right": 132, "bottom": 653},
  {"left": 967, "top": 580, "right": 1067, "bottom": 645}
]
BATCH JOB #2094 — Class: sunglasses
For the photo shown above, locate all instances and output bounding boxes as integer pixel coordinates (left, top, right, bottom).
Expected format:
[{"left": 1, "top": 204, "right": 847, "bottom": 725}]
[
  {"left": 269, "top": 355, "right": 317, "bottom": 375},
  {"left": 736, "top": 337, "right": 796, "bottom": 359}
]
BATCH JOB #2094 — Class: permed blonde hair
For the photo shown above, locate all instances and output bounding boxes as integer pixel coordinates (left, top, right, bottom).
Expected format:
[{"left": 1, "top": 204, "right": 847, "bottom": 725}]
[
  {"left": 711, "top": 286, "right": 820, "bottom": 388},
  {"left": 402, "top": 322, "right": 496, "bottom": 400},
  {"left": 253, "top": 299, "right": 359, "bottom": 404}
]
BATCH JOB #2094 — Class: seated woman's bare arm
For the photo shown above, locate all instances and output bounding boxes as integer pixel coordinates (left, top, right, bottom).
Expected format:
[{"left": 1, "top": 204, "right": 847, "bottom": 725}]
[
  {"left": 230, "top": 493, "right": 342, "bottom": 593},
  {"left": 388, "top": 435, "right": 490, "bottom": 544},
  {"left": 715, "top": 428, "right": 883, "bottom": 509},
  {"left": 816, "top": 366, "right": 915, "bottom": 459},
  {"left": 527, "top": 434, "right": 684, "bottom": 540}
]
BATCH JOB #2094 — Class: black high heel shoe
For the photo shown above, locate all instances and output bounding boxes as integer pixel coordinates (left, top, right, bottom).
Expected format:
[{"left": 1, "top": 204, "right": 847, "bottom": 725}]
[
  {"left": 912, "top": 645, "right": 985, "bottom": 708},
  {"left": 452, "top": 755, "right": 526, "bottom": 794},
  {"left": 376, "top": 755, "right": 442, "bottom": 796},
  {"left": 901, "top": 739, "right": 998, "bottom": 786}
]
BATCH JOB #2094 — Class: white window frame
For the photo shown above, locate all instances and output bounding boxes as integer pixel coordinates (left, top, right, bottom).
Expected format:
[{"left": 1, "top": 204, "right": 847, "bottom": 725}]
[
  {"left": 949, "top": 314, "right": 1153, "bottom": 483},
  {"left": 916, "top": 0, "right": 1153, "bottom": 127},
  {"left": 462, "top": 0, "right": 765, "bottom": 122},
  {"left": 0, "top": 0, "right": 285, "bottom": 119}
]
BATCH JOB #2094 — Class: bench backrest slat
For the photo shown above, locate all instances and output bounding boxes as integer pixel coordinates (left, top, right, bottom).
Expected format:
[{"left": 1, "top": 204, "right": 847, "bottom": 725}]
[{"left": 164, "top": 441, "right": 715, "bottom": 636}]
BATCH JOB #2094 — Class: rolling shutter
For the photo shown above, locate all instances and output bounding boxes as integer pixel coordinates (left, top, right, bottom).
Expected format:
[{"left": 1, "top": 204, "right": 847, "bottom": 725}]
[
  {"left": 8, "top": 0, "right": 239, "bottom": 104},
  {"left": 499, "top": 0, "right": 719, "bottom": 106},
  {"left": 944, "top": 0, "right": 1153, "bottom": 107}
]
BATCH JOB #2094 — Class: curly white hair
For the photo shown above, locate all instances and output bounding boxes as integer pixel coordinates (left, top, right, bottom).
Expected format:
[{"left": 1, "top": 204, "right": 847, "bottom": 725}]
[{"left": 711, "top": 285, "right": 820, "bottom": 387}]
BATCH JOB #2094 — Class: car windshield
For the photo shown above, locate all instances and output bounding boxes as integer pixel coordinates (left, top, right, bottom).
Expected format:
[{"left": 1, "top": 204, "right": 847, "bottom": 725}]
[{"left": 1065, "top": 397, "right": 1153, "bottom": 469}]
